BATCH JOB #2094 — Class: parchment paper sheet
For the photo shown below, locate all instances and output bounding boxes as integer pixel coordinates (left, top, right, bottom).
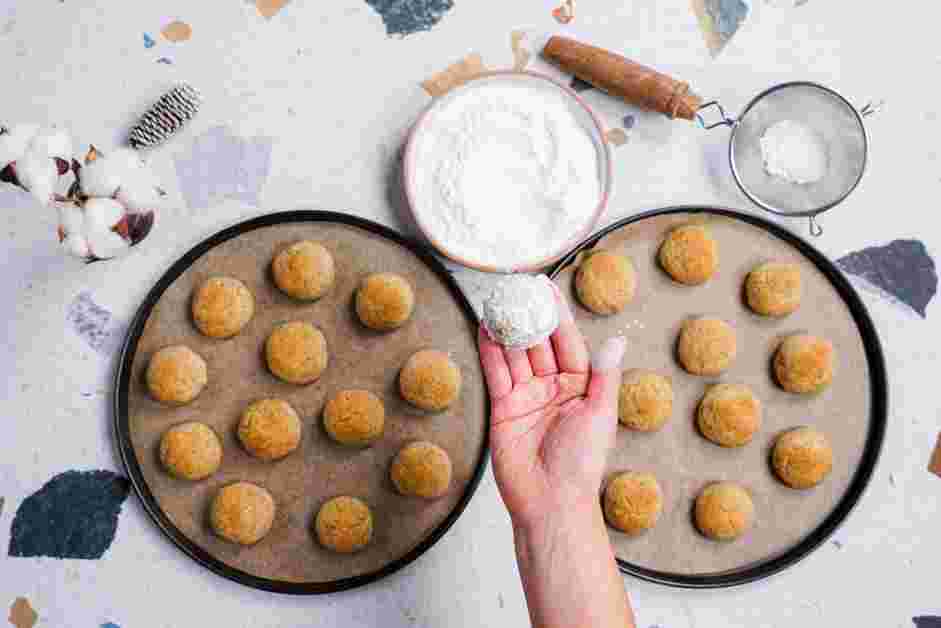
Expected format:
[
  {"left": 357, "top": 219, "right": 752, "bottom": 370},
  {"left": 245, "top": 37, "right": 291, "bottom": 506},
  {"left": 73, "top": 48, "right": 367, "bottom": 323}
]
[
  {"left": 127, "top": 222, "right": 487, "bottom": 584},
  {"left": 555, "top": 213, "right": 871, "bottom": 576}
]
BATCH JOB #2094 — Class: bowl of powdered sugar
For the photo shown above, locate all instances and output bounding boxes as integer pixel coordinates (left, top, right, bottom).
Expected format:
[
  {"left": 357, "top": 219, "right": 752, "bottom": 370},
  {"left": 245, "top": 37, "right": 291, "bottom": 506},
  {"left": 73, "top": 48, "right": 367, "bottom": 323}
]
[{"left": 403, "top": 71, "right": 612, "bottom": 272}]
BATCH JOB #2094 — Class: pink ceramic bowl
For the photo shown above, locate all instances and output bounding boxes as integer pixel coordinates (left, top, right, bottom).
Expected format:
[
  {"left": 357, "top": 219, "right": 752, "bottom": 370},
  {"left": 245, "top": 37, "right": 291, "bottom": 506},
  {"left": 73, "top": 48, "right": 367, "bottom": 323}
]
[{"left": 402, "top": 70, "right": 612, "bottom": 273}]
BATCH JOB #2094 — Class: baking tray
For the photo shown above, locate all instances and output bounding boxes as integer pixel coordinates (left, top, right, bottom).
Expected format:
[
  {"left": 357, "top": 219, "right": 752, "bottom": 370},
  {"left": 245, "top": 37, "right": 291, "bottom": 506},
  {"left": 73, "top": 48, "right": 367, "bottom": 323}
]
[
  {"left": 549, "top": 206, "right": 886, "bottom": 589},
  {"left": 113, "top": 211, "right": 489, "bottom": 594}
]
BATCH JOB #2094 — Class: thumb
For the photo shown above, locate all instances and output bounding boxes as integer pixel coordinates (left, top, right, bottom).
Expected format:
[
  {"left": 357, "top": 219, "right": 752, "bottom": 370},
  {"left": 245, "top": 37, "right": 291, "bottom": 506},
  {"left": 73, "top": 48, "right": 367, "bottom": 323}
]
[{"left": 586, "top": 336, "right": 626, "bottom": 411}]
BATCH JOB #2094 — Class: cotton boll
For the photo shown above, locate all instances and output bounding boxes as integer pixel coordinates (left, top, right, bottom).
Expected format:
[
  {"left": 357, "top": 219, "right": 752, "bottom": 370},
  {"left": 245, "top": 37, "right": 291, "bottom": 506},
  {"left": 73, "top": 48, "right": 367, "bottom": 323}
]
[
  {"left": 83, "top": 198, "right": 132, "bottom": 260},
  {"left": 30, "top": 125, "right": 73, "bottom": 160},
  {"left": 56, "top": 202, "right": 91, "bottom": 259},
  {"left": 0, "top": 123, "right": 40, "bottom": 165},
  {"left": 115, "top": 173, "right": 162, "bottom": 212},
  {"left": 16, "top": 151, "right": 57, "bottom": 203},
  {"left": 84, "top": 197, "right": 126, "bottom": 231},
  {"left": 86, "top": 226, "right": 129, "bottom": 260},
  {"left": 79, "top": 152, "right": 124, "bottom": 197}
]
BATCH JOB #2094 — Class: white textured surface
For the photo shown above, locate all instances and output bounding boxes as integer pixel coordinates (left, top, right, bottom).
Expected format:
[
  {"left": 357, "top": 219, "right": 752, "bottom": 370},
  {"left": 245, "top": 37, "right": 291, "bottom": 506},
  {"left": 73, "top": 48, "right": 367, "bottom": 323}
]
[{"left": 0, "top": 1, "right": 939, "bottom": 627}]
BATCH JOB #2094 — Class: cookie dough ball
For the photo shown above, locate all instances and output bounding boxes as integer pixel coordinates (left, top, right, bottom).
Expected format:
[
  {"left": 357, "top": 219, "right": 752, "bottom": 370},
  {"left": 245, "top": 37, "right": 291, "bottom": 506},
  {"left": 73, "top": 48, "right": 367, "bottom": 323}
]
[
  {"left": 677, "top": 317, "right": 737, "bottom": 376},
  {"left": 575, "top": 251, "right": 636, "bottom": 315},
  {"left": 658, "top": 225, "right": 718, "bottom": 285},
  {"left": 238, "top": 399, "right": 302, "bottom": 461},
  {"left": 399, "top": 350, "right": 461, "bottom": 412},
  {"left": 390, "top": 441, "right": 452, "bottom": 498},
  {"left": 159, "top": 422, "right": 222, "bottom": 480},
  {"left": 323, "top": 390, "right": 385, "bottom": 446},
  {"left": 191, "top": 276, "right": 254, "bottom": 339},
  {"left": 618, "top": 370, "right": 673, "bottom": 432},
  {"left": 774, "top": 334, "right": 834, "bottom": 394},
  {"left": 272, "top": 241, "right": 335, "bottom": 301},
  {"left": 694, "top": 482, "right": 754, "bottom": 541},
  {"left": 210, "top": 482, "right": 275, "bottom": 545},
  {"left": 146, "top": 345, "right": 207, "bottom": 405},
  {"left": 697, "top": 384, "right": 762, "bottom": 448},
  {"left": 314, "top": 496, "right": 373, "bottom": 553},
  {"left": 772, "top": 427, "right": 833, "bottom": 489},
  {"left": 481, "top": 273, "right": 559, "bottom": 349},
  {"left": 603, "top": 471, "right": 663, "bottom": 535},
  {"left": 745, "top": 262, "right": 802, "bottom": 317},
  {"left": 265, "top": 321, "right": 329, "bottom": 385},
  {"left": 355, "top": 273, "right": 415, "bottom": 331}
]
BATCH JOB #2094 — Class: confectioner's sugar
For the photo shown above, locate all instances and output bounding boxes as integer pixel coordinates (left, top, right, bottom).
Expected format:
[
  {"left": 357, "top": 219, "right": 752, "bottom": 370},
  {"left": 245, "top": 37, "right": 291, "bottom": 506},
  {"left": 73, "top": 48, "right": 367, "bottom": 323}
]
[{"left": 413, "top": 82, "right": 602, "bottom": 268}]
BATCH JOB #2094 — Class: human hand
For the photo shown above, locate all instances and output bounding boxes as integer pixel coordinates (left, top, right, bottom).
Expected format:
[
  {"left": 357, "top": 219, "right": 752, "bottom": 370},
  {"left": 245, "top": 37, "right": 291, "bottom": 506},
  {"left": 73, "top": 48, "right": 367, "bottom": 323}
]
[{"left": 478, "top": 286, "right": 626, "bottom": 531}]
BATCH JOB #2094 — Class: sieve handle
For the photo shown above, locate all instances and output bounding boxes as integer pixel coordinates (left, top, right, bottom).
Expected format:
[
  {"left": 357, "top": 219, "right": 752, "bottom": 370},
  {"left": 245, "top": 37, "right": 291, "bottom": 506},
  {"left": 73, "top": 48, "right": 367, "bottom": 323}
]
[
  {"left": 808, "top": 215, "right": 823, "bottom": 237},
  {"left": 542, "top": 37, "right": 702, "bottom": 121}
]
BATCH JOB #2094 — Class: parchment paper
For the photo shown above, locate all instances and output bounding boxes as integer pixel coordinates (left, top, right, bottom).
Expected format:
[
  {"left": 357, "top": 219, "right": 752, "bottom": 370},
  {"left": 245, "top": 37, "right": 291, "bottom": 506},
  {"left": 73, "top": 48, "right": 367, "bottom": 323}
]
[
  {"left": 127, "top": 221, "right": 487, "bottom": 584},
  {"left": 555, "top": 213, "right": 871, "bottom": 576}
]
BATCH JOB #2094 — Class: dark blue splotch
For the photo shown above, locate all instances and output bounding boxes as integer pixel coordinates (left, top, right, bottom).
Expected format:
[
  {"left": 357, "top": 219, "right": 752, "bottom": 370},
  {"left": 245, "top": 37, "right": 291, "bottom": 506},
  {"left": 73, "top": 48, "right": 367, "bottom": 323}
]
[
  {"left": 836, "top": 239, "right": 937, "bottom": 318},
  {"left": 623, "top": 115, "right": 636, "bottom": 130},
  {"left": 914, "top": 618, "right": 941, "bottom": 628},
  {"left": 155, "top": 57, "right": 173, "bottom": 64},
  {"left": 570, "top": 76, "right": 594, "bottom": 93},
  {"left": 364, "top": 0, "right": 454, "bottom": 37},
  {"left": 704, "top": 0, "right": 749, "bottom": 40},
  {"left": 101, "top": 623, "right": 122, "bottom": 628},
  {"left": 143, "top": 32, "right": 155, "bottom": 48},
  {"left": 9, "top": 470, "right": 130, "bottom": 559}
]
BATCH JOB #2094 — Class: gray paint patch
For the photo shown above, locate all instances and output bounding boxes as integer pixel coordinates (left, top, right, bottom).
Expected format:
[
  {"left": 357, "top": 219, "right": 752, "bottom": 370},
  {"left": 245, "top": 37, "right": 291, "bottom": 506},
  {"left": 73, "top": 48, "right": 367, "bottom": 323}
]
[
  {"left": 67, "top": 292, "right": 126, "bottom": 355},
  {"left": 174, "top": 125, "right": 273, "bottom": 209},
  {"left": 836, "top": 239, "right": 937, "bottom": 318},
  {"left": 364, "top": 0, "right": 454, "bottom": 37}
]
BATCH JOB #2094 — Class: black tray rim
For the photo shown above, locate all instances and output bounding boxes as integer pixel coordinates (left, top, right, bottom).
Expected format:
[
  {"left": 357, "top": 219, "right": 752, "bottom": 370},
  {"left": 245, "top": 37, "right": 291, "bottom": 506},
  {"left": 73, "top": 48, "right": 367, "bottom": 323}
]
[
  {"left": 113, "top": 210, "right": 491, "bottom": 595},
  {"left": 548, "top": 205, "right": 888, "bottom": 589}
]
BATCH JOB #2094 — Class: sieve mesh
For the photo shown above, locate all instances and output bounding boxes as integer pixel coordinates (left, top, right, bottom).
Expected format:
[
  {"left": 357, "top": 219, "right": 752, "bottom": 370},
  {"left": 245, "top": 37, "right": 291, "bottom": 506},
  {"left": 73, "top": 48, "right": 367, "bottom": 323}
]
[{"left": 729, "top": 82, "right": 867, "bottom": 218}]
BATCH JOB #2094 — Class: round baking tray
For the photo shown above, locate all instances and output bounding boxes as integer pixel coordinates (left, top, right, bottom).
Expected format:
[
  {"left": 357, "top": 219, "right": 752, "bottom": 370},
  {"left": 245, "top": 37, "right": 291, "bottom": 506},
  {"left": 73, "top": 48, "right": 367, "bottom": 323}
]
[
  {"left": 113, "top": 210, "right": 490, "bottom": 595},
  {"left": 549, "top": 206, "right": 887, "bottom": 589}
]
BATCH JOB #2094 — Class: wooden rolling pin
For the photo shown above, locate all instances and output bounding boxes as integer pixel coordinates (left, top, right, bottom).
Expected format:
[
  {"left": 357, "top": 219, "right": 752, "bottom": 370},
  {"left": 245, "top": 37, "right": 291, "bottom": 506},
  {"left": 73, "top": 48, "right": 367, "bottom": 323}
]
[{"left": 542, "top": 36, "right": 701, "bottom": 121}]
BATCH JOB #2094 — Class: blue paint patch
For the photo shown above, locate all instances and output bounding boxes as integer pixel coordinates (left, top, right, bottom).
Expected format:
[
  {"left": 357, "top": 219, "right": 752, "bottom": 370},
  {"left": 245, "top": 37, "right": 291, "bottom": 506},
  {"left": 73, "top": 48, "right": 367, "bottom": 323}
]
[
  {"left": 9, "top": 470, "right": 130, "bottom": 559},
  {"left": 623, "top": 115, "right": 636, "bottom": 130},
  {"left": 143, "top": 32, "right": 155, "bottom": 48},
  {"left": 101, "top": 623, "right": 121, "bottom": 628},
  {"left": 155, "top": 57, "right": 173, "bottom": 64},
  {"left": 913, "top": 617, "right": 941, "bottom": 628},
  {"left": 836, "top": 239, "right": 937, "bottom": 318},
  {"left": 705, "top": 0, "right": 749, "bottom": 39},
  {"left": 173, "top": 125, "right": 273, "bottom": 209},
  {"left": 569, "top": 76, "right": 594, "bottom": 93},
  {"left": 67, "top": 292, "right": 126, "bottom": 355},
  {"left": 364, "top": 0, "right": 454, "bottom": 37}
]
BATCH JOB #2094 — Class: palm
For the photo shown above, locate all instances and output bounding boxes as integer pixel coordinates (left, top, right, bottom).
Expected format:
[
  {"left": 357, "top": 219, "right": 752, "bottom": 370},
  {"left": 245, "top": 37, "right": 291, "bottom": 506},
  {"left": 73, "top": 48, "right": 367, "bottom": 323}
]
[{"left": 478, "top": 290, "right": 622, "bottom": 528}]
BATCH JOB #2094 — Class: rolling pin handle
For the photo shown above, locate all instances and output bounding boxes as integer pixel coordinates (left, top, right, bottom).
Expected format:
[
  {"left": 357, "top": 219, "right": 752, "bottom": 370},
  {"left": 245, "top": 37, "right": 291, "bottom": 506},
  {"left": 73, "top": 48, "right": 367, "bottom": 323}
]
[{"left": 695, "top": 101, "right": 737, "bottom": 130}]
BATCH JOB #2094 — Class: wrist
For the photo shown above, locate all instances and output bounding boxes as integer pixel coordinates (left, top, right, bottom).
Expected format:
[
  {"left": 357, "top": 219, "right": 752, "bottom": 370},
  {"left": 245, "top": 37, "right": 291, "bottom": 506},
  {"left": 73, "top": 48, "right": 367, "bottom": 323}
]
[{"left": 512, "top": 497, "right": 604, "bottom": 554}]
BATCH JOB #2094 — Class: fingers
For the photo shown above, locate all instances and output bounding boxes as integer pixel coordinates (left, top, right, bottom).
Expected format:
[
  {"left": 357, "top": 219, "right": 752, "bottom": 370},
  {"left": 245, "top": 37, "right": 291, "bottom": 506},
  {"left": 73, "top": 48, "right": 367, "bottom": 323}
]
[
  {"left": 478, "top": 325, "right": 513, "bottom": 400},
  {"left": 527, "top": 338, "right": 558, "bottom": 377},
  {"left": 550, "top": 283, "right": 590, "bottom": 374},
  {"left": 585, "top": 336, "right": 627, "bottom": 411},
  {"left": 504, "top": 347, "right": 534, "bottom": 384}
]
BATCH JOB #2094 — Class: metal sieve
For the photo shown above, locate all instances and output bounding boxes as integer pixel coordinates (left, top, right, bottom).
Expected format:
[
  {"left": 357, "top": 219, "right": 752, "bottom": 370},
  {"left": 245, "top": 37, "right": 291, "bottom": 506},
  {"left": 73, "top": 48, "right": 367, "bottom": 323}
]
[
  {"left": 541, "top": 39, "right": 882, "bottom": 237},
  {"left": 697, "top": 82, "right": 881, "bottom": 236}
]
